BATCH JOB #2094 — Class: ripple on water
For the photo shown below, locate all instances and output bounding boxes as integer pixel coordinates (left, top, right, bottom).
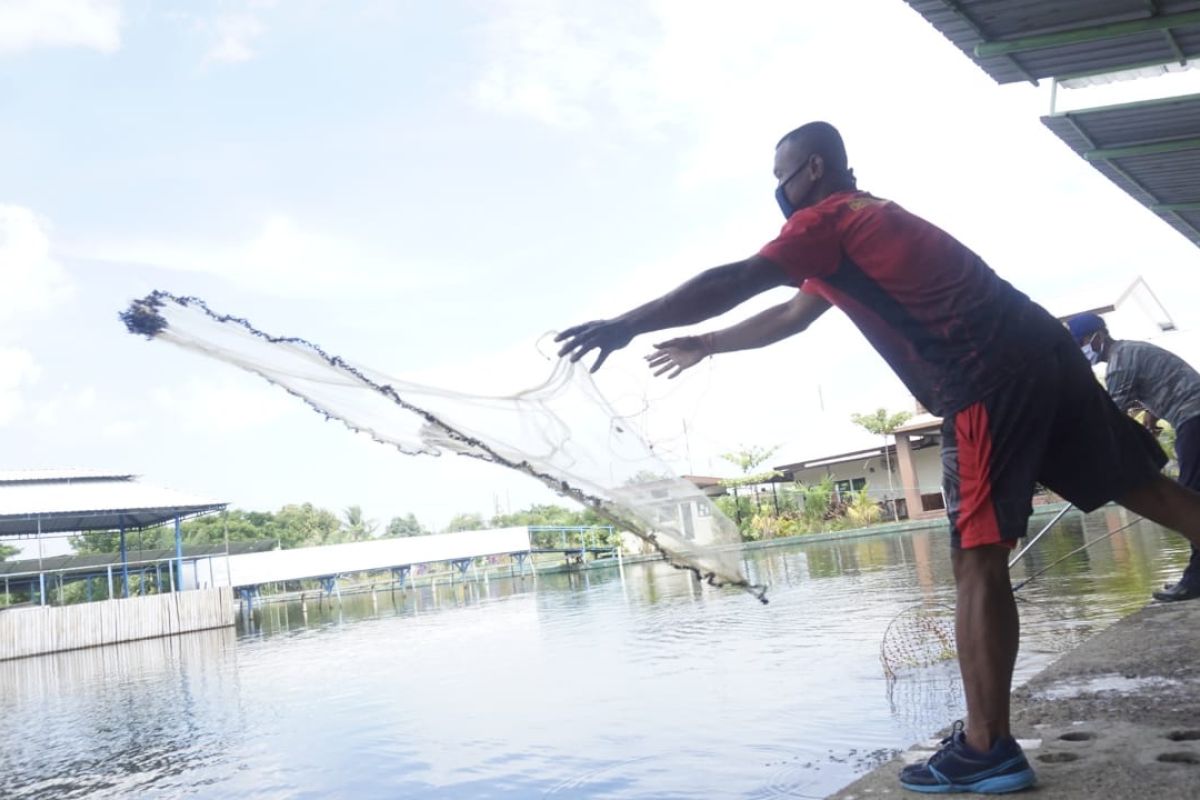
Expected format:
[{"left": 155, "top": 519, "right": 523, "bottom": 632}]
[{"left": 1, "top": 512, "right": 1189, "bottom": 799}]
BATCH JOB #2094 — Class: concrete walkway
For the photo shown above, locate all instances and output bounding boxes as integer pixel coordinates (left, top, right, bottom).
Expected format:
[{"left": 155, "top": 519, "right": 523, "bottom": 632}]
[{"left": 829, "top": 598, "right": 1200, "bottom": 798}]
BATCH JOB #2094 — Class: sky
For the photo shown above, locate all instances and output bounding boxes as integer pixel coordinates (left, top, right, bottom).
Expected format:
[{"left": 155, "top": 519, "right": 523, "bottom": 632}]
[{"left": 3, "top": 0, "right": 1200, "bottom": 553}]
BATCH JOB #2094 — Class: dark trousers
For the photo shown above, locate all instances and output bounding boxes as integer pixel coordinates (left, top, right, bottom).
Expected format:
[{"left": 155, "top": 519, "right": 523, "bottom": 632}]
[{"left": 1173, "top": 417, "right": 1200, "bottom": 583}]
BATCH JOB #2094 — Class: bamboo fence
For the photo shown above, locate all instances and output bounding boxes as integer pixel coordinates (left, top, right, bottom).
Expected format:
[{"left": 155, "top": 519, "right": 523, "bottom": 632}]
[{"left": 0, "top": 588, "right": 235, "bottom": 661}]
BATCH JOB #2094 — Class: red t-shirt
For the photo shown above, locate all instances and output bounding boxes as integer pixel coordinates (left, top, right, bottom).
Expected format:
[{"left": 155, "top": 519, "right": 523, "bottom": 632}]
[{"left": 759, "top": 191, "right": 1061, "bottom": 415}]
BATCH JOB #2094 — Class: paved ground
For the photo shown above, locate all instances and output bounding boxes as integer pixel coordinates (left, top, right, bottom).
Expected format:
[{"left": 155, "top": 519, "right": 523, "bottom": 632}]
[{"left": 828, "top": 598, "right": 1200, "bottom": 798}]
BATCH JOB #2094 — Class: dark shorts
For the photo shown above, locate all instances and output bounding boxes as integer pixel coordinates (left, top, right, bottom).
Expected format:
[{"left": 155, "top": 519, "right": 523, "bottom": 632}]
[
  {"left": 1175, "top": 416, "right": 1200, "bottom": 491},
  {"left": 942, "top": 337, "right": 1167, "bottom": 549}
]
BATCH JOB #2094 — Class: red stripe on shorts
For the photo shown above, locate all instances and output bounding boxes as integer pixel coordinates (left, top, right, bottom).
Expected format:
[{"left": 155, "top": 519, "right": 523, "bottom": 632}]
[{"left": 955, "top": 403, "right": 1003, "bottom": 549}]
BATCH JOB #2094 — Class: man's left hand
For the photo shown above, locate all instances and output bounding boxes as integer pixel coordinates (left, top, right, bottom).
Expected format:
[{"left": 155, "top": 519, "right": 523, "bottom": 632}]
[{"left": 555, "top": 319, "right": 634, "bottom": 372}]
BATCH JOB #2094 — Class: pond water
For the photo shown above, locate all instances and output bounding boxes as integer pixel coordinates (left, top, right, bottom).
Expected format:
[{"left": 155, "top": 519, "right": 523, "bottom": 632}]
[{"left": 1, "top": 507, "right": 1191, "bottom": 799}]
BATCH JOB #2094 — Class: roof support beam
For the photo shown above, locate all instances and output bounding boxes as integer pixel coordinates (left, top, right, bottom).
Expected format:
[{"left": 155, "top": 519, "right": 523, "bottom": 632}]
[
  {"left": 941, "top": 0, "right": 1039, "bottom": 84},
  {"left": 975, "top": 10, "right": 1200, "bottom": 57},
  {"left": 1084, "top": 137, "right": 1200, "bottom": 161},
  {"left": 1151, "top": 202, "right": 1200, "bottom": 211},
  {"left": 1164, "top": 28, "right": 1187, "bottom": 63}
]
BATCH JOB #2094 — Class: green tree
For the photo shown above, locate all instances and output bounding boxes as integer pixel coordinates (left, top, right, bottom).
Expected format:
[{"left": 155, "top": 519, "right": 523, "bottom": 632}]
[
  {"left": 719, "top": 444, "right": 781, "bottom": 479},
  {"left": 0, "top": 542, "right": 17, "bottom": 561},
  {"left": 798, "top": 476, "right": 837, "bottom": 529},
  {"left": 180, "top": 510, "right": 279, "bottom": 544},
  {"left": 718, "top": 444, "right": 782, "bottom": 536},
  {"left": 70, "top": 529, "right": 125, "bottom": 554},
  {"left": 342, "top": 505, "right": 377, "bottom": 541},
  {"left": 850, "top": 408, "right": 913, "bottom": 519},
  {"left": 71, "top": 509, "right": 283, "bottom": 554},
  {"left": 491, "top": 503, "right": 604, "bottom": 528},
  {"left": 445, "top": 512, "right": 484, "bottom": 532},
  {"left": 385, "top": 513, "right": 426, "bottom": 537},
  {"left": 845, "top": 486, "right": 883, "bottom": 526},
  {"left": 273, "top": 503, "right": 344, "bottom": 547}
]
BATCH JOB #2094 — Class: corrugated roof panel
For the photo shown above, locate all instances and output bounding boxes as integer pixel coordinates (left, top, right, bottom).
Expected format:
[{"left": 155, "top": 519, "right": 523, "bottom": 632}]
[
  {"left": 1067, "top": 95, "right": 1200, "bottom": 147},
  {"left": 0, "top": 468, "right": 135, "bottom": 484},
  {"left": 0, "top": 478, "right": 227, "bottom": 535},
  {"left": 953, "top": 1, "right": 1153, "bottom": 38},
  {"left": 1179, "top": 209, "right": 1200, "bottom": 227},
  {"left": 1019, "top": 31, "right": 1185, "bottom": 80},
  {"left": 903, "top": 1, "right": 1200, "bottom": 84},
  {"left": 1043, "top": 93, "right": 1200, "bottom": 247},
  {"left": 1112, "top": 153, "right": 1200, "bottom": 204}
]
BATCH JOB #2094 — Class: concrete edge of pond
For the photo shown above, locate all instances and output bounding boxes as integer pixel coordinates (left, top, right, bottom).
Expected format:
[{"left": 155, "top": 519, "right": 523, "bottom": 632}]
[{"left": 826, "top": 593, "right": 1200, "bottom": 799}]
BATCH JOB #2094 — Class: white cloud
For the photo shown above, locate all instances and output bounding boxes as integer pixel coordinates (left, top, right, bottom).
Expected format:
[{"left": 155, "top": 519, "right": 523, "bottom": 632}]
[
  {"left": 75, "top": 213, "right": 446, "bottom": 299},
  {"left": 152, "top": 376, "right": 296, "bottom": 434},
  {"left": 473, "top": 0, "right": 817, "bottom": 140},
  {"left": 203, "top": 11, "right": 264, "bottom": 63},
  {"left": 0, "top": 346, "right": 40, "bottom": 424},
  {"left": 75, "top": 385, "right": 96, "bottom": 410},
  {"left": 0, "top": 205, "right": 74, "bottom": 332},
  {"left": 0, "top": 0, "right": 121, "bottom": 55},
  {"left": 196, "top": 0, "right": 277, "bottom": 65},
  {"left": 27, "top": 384, "right": 93, "bottom": 427},
  {"left": 101, "top": 419, "right": 140, "bottom": 439}
]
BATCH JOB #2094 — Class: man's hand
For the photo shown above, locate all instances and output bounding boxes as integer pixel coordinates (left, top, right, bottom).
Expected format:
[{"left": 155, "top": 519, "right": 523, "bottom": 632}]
[
  {"left": 555, "top": 318, "right": 634, "bottom": 372},
  {"left": 645, "top": 335, "right": 711, "bottom": 379}
]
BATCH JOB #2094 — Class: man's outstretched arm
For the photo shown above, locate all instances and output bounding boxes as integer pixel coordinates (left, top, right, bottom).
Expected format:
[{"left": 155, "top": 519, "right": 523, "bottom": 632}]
[
  {"left": 646, "top": 290, "right": 831, "bottom": 378},
  {"left": 555, "top": 255, "right": 789, "bottom": 371}
]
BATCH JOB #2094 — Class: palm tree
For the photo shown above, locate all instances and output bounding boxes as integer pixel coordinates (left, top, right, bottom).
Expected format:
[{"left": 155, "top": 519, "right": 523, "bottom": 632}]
[
  {"left": 719, "top": 444, "right": 783, "bottom": 524},
  {"left": 850, "top": 409, "right": 913, "bottom": 520},
  {"left": 342, "top": 505, "right": 378, "bottom": 541}
]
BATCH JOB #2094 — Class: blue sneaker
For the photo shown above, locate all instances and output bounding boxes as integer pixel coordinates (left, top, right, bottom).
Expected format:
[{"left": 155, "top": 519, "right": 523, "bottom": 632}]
[{"left": 899, "top": 721, "right": 1036, "bottom": 794}]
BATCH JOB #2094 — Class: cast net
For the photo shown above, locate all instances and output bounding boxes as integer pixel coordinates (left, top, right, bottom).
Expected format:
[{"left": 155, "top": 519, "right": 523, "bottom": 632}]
[
  {"left": 119, "top": 292, "right": 766, "bottom": 603},
  {"left": 879, "top": 602, "right": 956, "bottom": 680}
]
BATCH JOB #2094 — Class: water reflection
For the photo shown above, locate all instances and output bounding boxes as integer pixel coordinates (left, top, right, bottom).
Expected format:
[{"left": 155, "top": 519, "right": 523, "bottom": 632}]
[
  {"left": 0, "top": 508, "right": 1191, "bottom": 799},
  {"left": 0, "top": 629, "right": 244, "bottom": 799}
]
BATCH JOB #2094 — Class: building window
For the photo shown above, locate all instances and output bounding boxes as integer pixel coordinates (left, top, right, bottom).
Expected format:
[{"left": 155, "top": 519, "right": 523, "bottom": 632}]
[{"left": 834, "top": 477, "right": 867, "bottom": 495}]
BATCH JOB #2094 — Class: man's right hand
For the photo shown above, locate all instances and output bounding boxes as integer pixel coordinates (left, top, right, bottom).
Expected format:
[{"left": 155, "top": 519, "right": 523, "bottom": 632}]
[
  {"left": 646, "top": 335, "right": 710, "bottom": 379},
  {"left": 555, "top": 318, "right": 634, "bottom": 372}
]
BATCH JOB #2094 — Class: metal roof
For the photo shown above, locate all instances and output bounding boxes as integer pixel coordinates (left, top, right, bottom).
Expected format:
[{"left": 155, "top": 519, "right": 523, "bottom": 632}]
[
  {"left": 1042, "top": 92, "right": 1200, "bottom": 245},
  {"left": 0, "top": 472, "right": 227, "bottom": 537},
  {"left": 0, "top": 540, "right": 276, "bottom": 577},
  {"left": 0, "top": 468, "right": 136, "bottom": 483},
  {"left": 903, "top": 1, "right": 1200, "bottom": 85}
]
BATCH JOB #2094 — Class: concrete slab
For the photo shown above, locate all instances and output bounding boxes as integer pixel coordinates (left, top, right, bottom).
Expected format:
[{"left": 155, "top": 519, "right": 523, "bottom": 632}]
[{"left": 828, "top": 599, "right": 1200, "bottom": 798}]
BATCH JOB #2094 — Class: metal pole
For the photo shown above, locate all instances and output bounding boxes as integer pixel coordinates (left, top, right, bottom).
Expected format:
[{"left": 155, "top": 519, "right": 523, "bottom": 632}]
[
  {"left": 174, "top": 514, "right": 184, "bottom": 592},
  {"left": 1009, "top": 503, "right": 1075, "bottom": 568},
  {"left": 37, "top": 518, "right": 45, "bottom": 605},
  {"left": 107, "top": 564, "right": 113, "bottom": 598},
  {"left": 120, "top": 526, "right": 129, "bottom": 598}
]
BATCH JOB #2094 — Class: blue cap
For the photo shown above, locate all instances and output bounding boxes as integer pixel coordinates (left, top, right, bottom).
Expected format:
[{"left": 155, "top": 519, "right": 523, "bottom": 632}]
[{"left": 1066, "top": 313, "right": 1106, "bottom": 343}]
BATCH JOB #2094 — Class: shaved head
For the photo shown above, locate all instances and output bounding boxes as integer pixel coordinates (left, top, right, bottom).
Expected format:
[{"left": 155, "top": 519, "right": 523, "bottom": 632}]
[
  {"left": 772, "top": 121, "right": 856, "bottom": 214},
  {"left": 777, "top": 121, "right": 849, "bottom": 176}
]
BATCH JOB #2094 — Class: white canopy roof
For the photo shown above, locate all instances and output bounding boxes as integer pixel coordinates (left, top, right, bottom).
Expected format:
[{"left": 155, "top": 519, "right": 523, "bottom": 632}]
[{"left": 0, "top": 470, "right": 226, "bottom": 537}]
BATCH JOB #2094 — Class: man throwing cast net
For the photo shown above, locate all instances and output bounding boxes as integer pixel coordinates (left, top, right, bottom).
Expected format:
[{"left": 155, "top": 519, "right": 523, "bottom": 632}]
[{"left": 555, "top": 120, "right": 1200, "bottom": 795}]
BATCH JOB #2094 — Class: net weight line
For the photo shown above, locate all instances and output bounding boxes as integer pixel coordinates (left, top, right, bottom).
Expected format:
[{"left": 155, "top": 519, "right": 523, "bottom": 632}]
[{"left": 119, "top": 291, "right": 769, "bottom": 603}]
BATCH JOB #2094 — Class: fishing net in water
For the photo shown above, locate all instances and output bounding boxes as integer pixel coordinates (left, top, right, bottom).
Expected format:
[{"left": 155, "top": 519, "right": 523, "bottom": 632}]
[
  {"left": 119, "top": 291, "right": 766, "bottom": 603},
  {"left": 879, "top": 602, "right": 956, "bottom": 680}
]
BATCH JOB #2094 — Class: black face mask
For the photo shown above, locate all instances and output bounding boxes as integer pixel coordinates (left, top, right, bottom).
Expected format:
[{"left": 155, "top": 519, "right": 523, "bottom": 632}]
[{"left": 774, "top": 158, "right": 812, "bottom": 219}]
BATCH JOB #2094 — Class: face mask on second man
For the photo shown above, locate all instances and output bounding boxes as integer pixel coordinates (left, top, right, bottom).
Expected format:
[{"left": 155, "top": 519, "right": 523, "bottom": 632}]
[{"left": 1081, "top": 335, "right": 1102, "bottom": 365}]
